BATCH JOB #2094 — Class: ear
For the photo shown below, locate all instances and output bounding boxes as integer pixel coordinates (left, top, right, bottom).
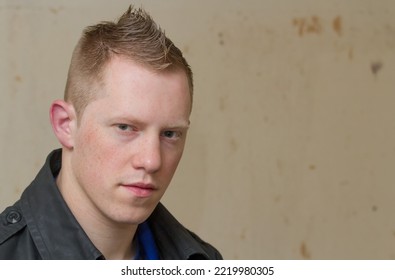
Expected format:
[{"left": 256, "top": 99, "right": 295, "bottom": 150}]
[{"left": 49, "top": 100, "right": 77, "bottom": 149}]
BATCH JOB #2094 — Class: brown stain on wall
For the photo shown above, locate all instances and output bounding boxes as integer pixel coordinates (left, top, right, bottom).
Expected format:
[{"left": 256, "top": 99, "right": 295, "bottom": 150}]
[
  {"left": 307, "top": 16, "right": 322, "bottom": 34},
  {"left": 309, "top": 164, "right": 316, "bottom": 171},
  {"left": 333, "top": 16, "right": 342, "bottom": 36},
  {"left": 49, "top": 7, "right": 64, "bottom": 14},
  {"left": 300, "top": 242, "right": 311, "bottom": 259},
  {"left": 49, "top": 7, "right": 59, "bottom": 14},
  {"left": 371, "top": 61, "right": 383, "bottom": 75},
  {"left": 293, "top": 15, "right": 343, "bottom": 37},
  {"left": 218, "top": 32, "right": 225, "bottom": 46},
  {"left": 293, "top": 16, "right": 322, "bottom": 37},
  {"left": 14, "top": 75, "right": 22, "bottom": 82},
  {"left": 14, "top": 186, "right": 22, "bottom": 195},
  {"left": 293, "top": 18, "right": 304, "bottom": 36}
]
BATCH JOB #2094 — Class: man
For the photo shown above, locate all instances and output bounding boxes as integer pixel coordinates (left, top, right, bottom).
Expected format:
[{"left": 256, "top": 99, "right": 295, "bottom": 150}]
[{"left": 0, "top": 6, "right": 221, "bottom": 260}]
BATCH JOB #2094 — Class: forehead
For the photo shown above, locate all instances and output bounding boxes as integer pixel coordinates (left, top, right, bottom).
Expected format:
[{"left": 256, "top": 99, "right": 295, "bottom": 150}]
[{"left": 82, "top": 56, "right": 191, "bottom": 125}]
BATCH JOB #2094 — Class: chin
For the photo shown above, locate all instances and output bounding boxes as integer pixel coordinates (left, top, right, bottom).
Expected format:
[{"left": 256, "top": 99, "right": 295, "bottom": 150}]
[{"left": 110, "top": 206, "right": 155, "bottom": 225}]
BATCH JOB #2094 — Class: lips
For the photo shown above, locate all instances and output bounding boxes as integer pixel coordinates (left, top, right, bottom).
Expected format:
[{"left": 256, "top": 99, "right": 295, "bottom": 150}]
[{"left": 122, "top": 183, "right": 156, "bottom": 198}]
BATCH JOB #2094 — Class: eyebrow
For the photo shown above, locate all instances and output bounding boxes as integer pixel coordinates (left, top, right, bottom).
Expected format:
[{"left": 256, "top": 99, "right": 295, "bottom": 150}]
[
  {"left": 166, "top": 124, "right": 190, "bottom": 130},
  {"left": 108, "top": 116, "right": 190, "bottom": 130}
]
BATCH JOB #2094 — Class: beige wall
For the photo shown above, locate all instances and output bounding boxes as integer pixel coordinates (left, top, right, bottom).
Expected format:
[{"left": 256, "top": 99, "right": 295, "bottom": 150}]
[{"left": 1, "top": 0, "right": 395, "bottom": 259}]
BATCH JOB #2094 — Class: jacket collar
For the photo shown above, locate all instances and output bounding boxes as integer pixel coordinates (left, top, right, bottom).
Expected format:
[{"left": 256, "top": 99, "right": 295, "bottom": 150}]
[
  {"left": 148, "top": 203, "right": 210, "bottom": 260},
  {"left": 20, "top": 149, "right": 102, "bottom": 259}
]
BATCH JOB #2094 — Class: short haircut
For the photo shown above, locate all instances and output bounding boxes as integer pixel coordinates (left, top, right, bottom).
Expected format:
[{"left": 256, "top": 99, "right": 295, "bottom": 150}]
[{"left": 64, "top": 5, "right": 193, "bottom": 118}]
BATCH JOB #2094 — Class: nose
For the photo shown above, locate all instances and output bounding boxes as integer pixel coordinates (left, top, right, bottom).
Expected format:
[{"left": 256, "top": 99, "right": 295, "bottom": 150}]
[{"left": 132, "top": 134, "right": 162, "bottom": 174}]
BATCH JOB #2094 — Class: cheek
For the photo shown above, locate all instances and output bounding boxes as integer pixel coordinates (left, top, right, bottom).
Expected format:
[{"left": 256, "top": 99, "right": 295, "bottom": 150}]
[
  {"left": 77, "top": 128, "right": 101, "bottom": 158},
  {"left": 74, "top": 127, "right": 119, "bottom": 178},
  {"left": 79, "top": 124, "right": 115, "bottom": 153},
  {"left": 163, "top": 148, "right": 184, "bottom": 177}
]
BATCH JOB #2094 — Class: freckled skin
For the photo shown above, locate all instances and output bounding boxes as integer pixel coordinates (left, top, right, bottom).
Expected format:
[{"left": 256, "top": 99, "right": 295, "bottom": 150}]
[{"left": 62, "top": 56, "right": 191, "bottom": 227}]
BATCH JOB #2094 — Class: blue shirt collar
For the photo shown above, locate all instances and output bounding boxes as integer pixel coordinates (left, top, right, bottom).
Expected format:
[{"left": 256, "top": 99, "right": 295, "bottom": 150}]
[{"left": 134, "top": 221, "right": 159, "bottom": 260}]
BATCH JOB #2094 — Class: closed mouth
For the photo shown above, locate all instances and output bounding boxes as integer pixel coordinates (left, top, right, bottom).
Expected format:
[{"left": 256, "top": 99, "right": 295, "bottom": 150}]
[{"left": 121, "top": 183, "right": 156, "bottom": 198}]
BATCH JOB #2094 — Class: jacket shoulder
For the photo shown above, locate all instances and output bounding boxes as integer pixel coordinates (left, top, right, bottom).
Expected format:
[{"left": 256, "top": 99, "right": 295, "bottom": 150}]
[
  {"left": 0, "top": 204, "right": 27, "bottom": 244},
  {"left": 0, "top": 203, "right": 32, "bottom": 259},
  {"left": 186, "top": 229, "right": 223, "bottom": 260}
]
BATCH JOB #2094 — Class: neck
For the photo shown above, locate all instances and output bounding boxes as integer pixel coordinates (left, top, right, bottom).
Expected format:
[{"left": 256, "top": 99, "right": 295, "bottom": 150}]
[
  {"left": 82, "top": 219, "right": 138, "bottom": 260},
  {"left": 56, "top": 154, "right": 138, "bottom": 260}
]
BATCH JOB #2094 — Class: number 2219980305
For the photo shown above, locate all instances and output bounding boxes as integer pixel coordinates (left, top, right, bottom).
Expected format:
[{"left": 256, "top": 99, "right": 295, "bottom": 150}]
[{"left": 214, "top": 266, "right": 274, "bottom": 276}]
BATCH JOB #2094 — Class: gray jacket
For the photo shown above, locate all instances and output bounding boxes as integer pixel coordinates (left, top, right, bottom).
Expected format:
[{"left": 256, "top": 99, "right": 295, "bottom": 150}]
[{"left": 0, "top": 150, "right": 222, "bottom": 260}]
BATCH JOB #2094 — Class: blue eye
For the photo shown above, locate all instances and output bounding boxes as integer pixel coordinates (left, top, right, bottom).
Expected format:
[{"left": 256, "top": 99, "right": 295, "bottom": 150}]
[
  {"left": 117, "top": 124, "right": 130, "bottom": 131},
  {"left": 162, "top": 131, "right": 180, "bottom": 139},
  {"left": 116, "top": 124, "right": 138, "bottom": 133}
]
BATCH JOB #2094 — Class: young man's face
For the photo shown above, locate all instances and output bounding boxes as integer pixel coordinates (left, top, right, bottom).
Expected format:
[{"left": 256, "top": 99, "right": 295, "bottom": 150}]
[{"left": 69, "top": 56, "right": 191, "bottom": 225}]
